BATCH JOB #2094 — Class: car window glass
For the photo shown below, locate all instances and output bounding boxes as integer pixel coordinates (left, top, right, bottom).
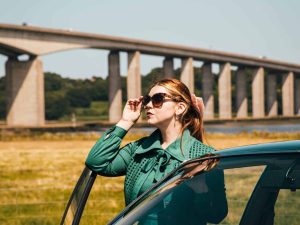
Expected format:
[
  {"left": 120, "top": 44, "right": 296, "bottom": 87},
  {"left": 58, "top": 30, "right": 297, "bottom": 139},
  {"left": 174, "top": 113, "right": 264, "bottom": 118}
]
[
  {"left": 222, "top": 166, "right": 265, "bottom": 225},
  {"left": 108, "top": 153, "right": 300, "bottom": 225},
  {"left": 113, "top": 165, "right": 265, "bottom": 225},
  {"left": 274, "top": 189, "right": 300, "bottom": 225},
  {"left": 79, "top": 176, "right": 125, "bottom": 225},
  {"left": 61, "top": 167, "right": 93, "bottom": 225}
]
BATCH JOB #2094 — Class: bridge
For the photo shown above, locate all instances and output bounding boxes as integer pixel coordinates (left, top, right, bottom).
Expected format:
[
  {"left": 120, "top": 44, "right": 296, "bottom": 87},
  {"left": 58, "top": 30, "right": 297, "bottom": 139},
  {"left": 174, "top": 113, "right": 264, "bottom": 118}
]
[{"left": 0, "top": 23, "right": 299, "bottom": 127}]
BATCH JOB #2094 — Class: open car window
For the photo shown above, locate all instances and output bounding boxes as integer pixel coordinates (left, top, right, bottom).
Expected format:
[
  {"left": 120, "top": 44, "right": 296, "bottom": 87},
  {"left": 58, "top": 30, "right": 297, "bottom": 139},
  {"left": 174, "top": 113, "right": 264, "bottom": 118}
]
[
  {"left": 109, "top": 153, "right": 300, "bottom": 225},
  {"left": 60, "top": 167, "right": 97, "bottom": 225}
]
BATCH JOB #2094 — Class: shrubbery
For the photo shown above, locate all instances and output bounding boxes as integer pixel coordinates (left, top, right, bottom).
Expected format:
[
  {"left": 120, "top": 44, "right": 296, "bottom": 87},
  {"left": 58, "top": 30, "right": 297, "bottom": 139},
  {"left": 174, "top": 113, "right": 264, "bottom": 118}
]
[
  {"left": 45, "top": 92, "right": 71, "bottom": 120},
  {"left": 44, "top": 73, "right": 111, "bottom": 120}
]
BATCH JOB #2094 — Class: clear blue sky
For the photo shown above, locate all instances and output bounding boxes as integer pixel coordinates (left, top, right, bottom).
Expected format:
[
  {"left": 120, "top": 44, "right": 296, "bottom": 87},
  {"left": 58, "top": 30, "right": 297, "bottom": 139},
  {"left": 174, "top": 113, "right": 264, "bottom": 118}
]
[{"left": 0, "top": 0, "right": 299, "bottom": 79}]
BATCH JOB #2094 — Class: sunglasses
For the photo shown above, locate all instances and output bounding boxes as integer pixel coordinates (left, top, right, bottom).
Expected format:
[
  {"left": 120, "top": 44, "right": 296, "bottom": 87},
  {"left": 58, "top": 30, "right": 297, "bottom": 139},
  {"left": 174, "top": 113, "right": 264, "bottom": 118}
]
[{"left": 142, "top": 93, "right": 176, "bottom": 108}]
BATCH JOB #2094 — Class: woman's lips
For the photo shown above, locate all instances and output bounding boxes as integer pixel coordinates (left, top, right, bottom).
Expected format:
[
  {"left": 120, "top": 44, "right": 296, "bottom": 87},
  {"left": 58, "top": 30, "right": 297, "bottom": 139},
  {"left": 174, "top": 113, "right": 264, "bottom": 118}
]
[{"left": 146, "top": 112, "right": 153, "bottom": 117}]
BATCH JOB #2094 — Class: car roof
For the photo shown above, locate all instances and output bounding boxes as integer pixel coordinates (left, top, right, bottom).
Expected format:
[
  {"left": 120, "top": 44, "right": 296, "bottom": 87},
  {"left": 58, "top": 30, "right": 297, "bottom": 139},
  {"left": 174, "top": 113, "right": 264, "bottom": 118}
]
[{"left": 214, "top": 140, "right": 300, "bottom": 157}]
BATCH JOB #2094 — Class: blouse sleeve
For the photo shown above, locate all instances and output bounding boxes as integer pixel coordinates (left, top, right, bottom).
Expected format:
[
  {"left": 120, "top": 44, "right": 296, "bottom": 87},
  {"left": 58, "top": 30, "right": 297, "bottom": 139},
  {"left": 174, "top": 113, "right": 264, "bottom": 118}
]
[{"left": 85, "top": 126, "right": 137, "bottom": 177}]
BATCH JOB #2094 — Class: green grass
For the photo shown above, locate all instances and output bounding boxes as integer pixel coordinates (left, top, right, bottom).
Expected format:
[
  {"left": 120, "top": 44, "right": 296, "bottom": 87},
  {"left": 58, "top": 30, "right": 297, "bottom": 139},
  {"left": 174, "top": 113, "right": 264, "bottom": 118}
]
[{"left": 58, "top": 101, "right": 109, "bottom": 121}]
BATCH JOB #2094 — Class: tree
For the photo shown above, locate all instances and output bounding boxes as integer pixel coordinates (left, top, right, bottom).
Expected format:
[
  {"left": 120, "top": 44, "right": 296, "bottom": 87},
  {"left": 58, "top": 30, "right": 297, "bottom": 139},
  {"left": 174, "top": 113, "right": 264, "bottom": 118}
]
[
  {"left": 66, "top": 88, "right": 91, "bottom": 108},
  {"left": 45, "top": 92, "right": 70, "bottom": 120},
  {"left": 141, "top": 68, "right": 164, "bottom": 95},
  {"left": 44, "top": 72, "right": 65, "bottom": 91},
  {"left": 87, "top": 77, "right": 108, "bottom": 101}
]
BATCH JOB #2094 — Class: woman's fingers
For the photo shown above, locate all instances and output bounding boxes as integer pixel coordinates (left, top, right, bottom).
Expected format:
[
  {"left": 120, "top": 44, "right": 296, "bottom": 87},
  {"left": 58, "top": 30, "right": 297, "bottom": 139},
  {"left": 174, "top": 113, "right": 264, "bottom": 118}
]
[
  {"left": 191, "top": 94, "right": 197, "bottom": 107},
  {"left": 196, "top": 97, "right": 204, "bottom": 115},
  {"left": 127, "top": 97, "right": 143, "bottom": 111},
  {"left": 191, "top": 94, "right": 205, "bottom": 115},
  {"left": 122, "top": 97, "right": 144, "bottom": 123}
]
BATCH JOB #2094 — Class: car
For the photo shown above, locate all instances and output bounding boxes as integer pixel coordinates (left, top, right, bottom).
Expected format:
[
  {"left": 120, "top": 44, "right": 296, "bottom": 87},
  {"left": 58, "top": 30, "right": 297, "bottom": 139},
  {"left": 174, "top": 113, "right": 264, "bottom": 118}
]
[{"left": 60, "top": 140, "right": 300, "bottom": 225}]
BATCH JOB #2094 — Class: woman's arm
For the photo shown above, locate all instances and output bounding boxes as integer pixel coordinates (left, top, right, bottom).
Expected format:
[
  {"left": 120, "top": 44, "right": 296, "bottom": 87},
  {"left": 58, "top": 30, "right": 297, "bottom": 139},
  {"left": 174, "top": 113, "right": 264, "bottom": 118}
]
[
  {"left": 85, "top": 96, "right": 143, "bottom": 176},
  {"left": 85, "top": 125, "right": 137, "bottom": 176}
]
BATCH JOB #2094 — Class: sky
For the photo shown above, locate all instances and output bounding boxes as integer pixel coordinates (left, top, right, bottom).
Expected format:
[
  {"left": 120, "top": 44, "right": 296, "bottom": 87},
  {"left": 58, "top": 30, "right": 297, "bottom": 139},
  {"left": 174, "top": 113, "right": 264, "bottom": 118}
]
[{"left": 0, "top": 0, "right": 299, "bottom": 79}]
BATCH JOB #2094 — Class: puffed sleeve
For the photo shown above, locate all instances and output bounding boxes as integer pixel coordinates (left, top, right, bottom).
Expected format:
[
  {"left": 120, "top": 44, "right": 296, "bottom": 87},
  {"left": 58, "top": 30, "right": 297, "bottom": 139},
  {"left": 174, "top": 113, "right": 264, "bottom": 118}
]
[{"left": 85, "top": 126, "right": 137, "bottom": 177}]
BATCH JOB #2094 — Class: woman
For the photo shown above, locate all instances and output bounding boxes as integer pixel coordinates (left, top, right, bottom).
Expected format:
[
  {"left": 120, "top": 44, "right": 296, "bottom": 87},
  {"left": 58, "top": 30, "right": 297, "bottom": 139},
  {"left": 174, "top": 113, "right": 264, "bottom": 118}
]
[{"left": 85, "top": 78, "right": 223, "bottom": 207}]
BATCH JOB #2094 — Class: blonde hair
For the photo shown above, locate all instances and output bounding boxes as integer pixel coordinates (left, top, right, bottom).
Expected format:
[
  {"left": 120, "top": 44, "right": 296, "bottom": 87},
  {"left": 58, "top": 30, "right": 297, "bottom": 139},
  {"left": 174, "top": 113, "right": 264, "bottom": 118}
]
[{"left": 150, "top": 78, "right": 205, "bottom": 142}]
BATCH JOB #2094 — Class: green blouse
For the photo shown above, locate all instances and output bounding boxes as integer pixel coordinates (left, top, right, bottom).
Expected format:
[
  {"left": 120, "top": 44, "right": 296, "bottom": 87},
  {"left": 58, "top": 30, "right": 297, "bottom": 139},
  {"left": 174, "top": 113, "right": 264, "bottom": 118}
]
[{"left": 85, "top": 126, "right": 215, "bottom": 205}]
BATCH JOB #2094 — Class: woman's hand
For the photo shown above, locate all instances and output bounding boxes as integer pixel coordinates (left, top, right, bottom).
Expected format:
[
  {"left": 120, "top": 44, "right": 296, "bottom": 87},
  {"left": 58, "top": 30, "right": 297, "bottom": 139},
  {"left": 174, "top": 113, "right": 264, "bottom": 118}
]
[
  {"left": 191, "top": 94, "right": 205, "bottom": 116},
  {"left": 116, "top": 96, "right": 143, "bottom": 130}
]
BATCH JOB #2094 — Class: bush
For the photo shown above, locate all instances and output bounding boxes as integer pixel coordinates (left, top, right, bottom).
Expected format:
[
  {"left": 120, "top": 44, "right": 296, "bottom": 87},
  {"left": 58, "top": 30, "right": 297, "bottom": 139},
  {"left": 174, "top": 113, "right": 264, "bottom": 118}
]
[
  {"left": 44, "top": 72, "right": 64, "bottom": 92},
  {"left": 66, "top": 88, "right": 91, "bottom": 108},
  {"left": 45, "top": 92, "right": 70, "bottom": 120}
]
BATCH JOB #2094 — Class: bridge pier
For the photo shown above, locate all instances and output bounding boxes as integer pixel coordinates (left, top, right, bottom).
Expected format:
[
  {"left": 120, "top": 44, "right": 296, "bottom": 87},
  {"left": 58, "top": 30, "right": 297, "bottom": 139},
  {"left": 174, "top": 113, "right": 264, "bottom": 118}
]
[
  {"left": 202, "top": 62, "right": 214, "bottom": 119},
  {"left": 127, "top": 51, "right": 142, "bottom": 122},
  {"left": 163, "top": 57, "right": 174, "bottom": 78},
  {"left": 108, "top": 51, "right": 122, "bottom": 123},
  {"left": 5, "top": 57, "right": 45, "bottom": 127},
  {"left": 282, "top": 72, "right": 294, "bottom": 116},
  {"left": 266, "top": 74, "right": 278, "bottom": 117},
  {"left": 218, "top": 63, "right": 232, "bottom": 119},
  {"left": 180, "top": 57, "right": 194, "bottom": 93},
  {"left": 236, "top": 68, "right": 248, "bottom": 118},
  {"left": 296, "top": 78, "right": 300, "bottom": 115},
  {"left": 252, "top": 67, "right": 265, "bottom": 118},
  {"left": 127, "top": 51, "right": 141, "bottom": 98}
]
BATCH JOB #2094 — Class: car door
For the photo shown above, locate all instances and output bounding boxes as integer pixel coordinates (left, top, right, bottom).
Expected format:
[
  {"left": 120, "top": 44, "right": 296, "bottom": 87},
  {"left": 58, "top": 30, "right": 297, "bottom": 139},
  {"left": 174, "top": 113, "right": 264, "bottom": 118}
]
[{"left": 109, "top": 152, "right": 300, "bottom": 225}]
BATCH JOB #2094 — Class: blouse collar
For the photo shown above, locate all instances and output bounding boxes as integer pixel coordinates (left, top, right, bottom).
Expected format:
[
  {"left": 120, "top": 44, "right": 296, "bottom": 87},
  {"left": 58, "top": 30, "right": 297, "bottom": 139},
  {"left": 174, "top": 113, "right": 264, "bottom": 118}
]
[{"left": 135, "top": 128, "right": 193, "bottom": 162}]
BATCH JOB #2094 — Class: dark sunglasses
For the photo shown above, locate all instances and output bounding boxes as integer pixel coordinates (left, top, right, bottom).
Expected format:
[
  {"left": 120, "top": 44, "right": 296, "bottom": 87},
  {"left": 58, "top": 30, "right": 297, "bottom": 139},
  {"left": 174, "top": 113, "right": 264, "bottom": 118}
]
[{"left": 142, "top": 93, "right": 175, "bottom": 108}]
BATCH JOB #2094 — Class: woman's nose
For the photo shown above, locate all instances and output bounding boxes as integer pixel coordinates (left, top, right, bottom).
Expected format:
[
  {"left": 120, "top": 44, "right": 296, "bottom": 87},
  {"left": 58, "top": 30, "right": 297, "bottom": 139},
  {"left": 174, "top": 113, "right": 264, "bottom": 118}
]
[{"left": 144, "top": 102, "right": 153, "bottom": 109}]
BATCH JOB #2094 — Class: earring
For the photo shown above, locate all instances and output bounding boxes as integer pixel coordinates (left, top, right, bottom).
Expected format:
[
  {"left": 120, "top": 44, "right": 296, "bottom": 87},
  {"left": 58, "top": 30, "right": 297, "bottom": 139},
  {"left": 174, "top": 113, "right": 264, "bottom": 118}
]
[{"left": 174, "top": 114, "right": 179, "bottom": 127}]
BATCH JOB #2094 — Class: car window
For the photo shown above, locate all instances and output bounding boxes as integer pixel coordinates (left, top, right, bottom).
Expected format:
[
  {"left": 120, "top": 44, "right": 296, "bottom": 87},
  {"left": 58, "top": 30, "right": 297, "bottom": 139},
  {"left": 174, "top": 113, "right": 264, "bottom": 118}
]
[
  {"left": 273, "top": 161, "right": 300, "bottom": 225},
  {"left": 274, "top": 189, "right": 300, "bottom": 224},
  {"left": 61, "top": 167, "right": 97, "bottom": 225},
  {"left": 240, "top": 158, "right": 300, "bottom": 225},
  {"left": 221, "top": 166, "right": 265, "bottom": 225},
  {"left": 79, "top": 176, "right": 125, "bottom": 225},
  {"left": 112, "top": 162, "right": 265, "bottom": 225},
  {"left": 115, "top": 170, "right": 228, "bottom": 225},
  {"left": 110, "top": 153, "right": 300, "bottom": 225}
]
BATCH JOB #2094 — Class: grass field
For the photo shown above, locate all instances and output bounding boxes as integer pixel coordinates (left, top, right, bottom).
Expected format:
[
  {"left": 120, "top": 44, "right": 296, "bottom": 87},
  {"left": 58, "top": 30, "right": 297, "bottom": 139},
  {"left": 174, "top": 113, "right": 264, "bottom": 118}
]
[{"left": 0, "top": 131, "right": 299, "bottom": 225}]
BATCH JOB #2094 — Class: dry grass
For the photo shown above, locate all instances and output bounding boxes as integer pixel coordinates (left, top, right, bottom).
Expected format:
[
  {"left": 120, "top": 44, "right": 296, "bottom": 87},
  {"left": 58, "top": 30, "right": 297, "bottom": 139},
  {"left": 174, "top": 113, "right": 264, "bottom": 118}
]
[{"left": 0, "top": 131, "right": 299, "bottom": 224}]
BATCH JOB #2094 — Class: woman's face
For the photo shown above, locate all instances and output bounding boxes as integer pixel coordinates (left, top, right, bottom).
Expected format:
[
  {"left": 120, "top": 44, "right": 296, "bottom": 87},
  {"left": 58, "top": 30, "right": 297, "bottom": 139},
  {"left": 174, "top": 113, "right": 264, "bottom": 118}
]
[{"left": 144, "top": 85, "right": 178, "bottom": 127}]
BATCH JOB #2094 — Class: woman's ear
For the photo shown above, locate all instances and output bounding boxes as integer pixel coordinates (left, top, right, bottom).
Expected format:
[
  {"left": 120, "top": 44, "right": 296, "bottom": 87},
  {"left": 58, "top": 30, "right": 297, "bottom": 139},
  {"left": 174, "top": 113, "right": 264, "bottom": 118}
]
[{"left": 175, "top": 102, "right": 187, "bottom": 116}]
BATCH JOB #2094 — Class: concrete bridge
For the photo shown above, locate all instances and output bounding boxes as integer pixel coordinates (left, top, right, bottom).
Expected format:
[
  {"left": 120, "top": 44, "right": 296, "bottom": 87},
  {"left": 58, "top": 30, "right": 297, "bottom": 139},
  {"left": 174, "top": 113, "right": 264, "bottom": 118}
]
[{"left": 0, "top": 23, "right": 299, "bottom": 127}]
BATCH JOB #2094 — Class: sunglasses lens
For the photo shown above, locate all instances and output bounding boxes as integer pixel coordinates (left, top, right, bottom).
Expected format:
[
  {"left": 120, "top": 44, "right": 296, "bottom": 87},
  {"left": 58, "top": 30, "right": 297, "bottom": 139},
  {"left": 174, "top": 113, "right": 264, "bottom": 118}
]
[
  {"left": 152, "top": 93, "right": 164, "bottom": 107},
  {"left": 142, "top": 95, "right": 151, "bottom": 106},
  {"left": 143, "top": 93, "right": 168, "bottom": 108}
]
